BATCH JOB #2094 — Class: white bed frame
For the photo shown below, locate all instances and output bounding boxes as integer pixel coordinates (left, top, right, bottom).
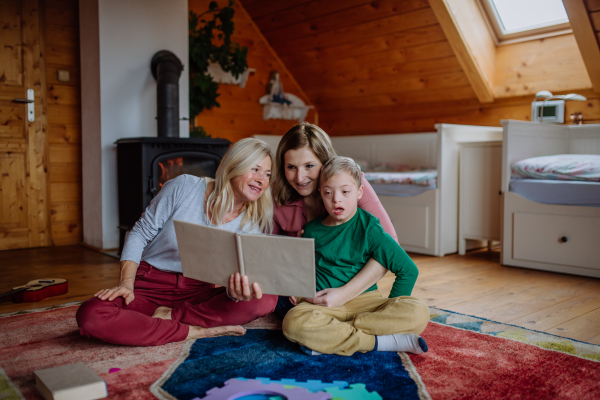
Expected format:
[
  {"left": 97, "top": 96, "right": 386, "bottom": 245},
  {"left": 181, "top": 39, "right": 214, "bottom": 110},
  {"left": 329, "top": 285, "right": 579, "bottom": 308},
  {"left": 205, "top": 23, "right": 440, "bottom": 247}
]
[
  {"left": 255, "top": 123, "right": 502, "bottom": 256},
  {"left": 501, "top": 120, "right": 600, "bottom": 277}
]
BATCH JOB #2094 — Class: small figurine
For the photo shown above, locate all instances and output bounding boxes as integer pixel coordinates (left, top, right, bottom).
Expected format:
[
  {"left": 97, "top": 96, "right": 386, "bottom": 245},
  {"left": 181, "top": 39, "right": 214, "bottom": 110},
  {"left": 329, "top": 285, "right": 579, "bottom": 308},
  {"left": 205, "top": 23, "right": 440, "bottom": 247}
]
[
  {"left": 266, "top": 71, "right": 292, "bottom": 105},
  {"left": 259, "top": 71, "right": 313, "bottom": 122},
  {"left": 569, "top": 112, "right": 583, "bottom": 125}
]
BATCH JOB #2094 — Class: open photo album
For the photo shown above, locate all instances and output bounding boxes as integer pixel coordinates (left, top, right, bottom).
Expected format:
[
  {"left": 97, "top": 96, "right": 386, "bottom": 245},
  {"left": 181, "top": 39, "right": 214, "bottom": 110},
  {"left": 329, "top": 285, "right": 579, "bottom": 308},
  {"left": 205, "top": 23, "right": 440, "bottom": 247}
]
[{"left": 174, "top": 220, "right": 316, "bottom": 298}]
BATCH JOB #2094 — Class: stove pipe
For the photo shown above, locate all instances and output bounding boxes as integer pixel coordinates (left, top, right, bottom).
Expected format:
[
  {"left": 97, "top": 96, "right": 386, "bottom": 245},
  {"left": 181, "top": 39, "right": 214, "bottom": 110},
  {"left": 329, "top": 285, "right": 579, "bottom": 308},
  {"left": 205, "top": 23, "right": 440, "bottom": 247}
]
[{"left": 151, "top": 50, "right": 184, "bottom": 138}]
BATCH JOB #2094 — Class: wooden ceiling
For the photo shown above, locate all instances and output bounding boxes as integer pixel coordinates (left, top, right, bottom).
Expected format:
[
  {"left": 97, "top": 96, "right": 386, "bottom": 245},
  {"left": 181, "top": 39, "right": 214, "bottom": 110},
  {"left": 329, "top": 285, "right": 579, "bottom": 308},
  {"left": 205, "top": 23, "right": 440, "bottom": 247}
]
[
  {"left": 239, "top": 0, "right": 476, "bottom": 114},
  {"left": 237, "top": 0, "right": 600, "bottom": 134}
]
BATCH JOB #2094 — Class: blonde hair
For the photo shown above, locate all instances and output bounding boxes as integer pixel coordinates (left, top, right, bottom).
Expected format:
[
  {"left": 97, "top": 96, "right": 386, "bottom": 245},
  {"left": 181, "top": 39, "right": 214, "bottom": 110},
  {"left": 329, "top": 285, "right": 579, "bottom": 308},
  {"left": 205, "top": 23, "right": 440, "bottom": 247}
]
[
  {"left": 273, "top": 122, "right": 337, "bottom": 206},
  {"left": 320, "top": 156, "right": 362, "bottom": 188},
  {"left": 206, "top": 138, "right": 274, "bottom": 233}
]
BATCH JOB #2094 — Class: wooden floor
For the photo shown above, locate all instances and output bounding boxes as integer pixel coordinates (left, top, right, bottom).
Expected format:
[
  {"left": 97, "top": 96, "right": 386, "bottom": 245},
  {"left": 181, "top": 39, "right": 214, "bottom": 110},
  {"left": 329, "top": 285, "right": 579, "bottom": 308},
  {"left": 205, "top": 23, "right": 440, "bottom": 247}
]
[
  {"left": 0, "top": 245, "right": 120, "bottom": 314},
  {"left": 1, "top": 245, "right": 599, "bottom": 344}
]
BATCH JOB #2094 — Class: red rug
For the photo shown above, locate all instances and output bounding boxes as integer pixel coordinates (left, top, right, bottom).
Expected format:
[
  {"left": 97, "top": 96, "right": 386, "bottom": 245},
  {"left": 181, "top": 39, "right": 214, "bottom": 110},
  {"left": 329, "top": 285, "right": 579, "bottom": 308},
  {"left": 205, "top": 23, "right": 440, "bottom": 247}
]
[
  {"left": 410, "top": 324, "right": 600, "bottom": 399},
  {"left": 0, "top": 303, "right": 598, "bottom": 399}
]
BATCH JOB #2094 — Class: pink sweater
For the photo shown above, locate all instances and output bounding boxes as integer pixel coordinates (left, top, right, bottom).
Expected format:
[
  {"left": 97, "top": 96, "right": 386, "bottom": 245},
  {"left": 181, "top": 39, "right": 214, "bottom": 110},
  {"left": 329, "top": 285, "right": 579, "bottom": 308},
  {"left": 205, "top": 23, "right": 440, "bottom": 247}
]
[{"left": 272, "top": 174, "right": 398, "bottom": 242}]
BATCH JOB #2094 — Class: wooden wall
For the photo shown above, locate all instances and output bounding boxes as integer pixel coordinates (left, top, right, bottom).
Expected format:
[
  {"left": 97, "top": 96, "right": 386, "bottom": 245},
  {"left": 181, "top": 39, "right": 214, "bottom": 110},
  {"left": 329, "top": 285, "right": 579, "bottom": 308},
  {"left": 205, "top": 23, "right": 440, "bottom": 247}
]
[
  {"left": 44, "top": 0, "right": 82, "bottom": 245},
  {"left": 241, "top": 0, "right": 600, "bottom": 135},
  {"left": 189, "top": 0, "right": 317, "bottom": 143}
]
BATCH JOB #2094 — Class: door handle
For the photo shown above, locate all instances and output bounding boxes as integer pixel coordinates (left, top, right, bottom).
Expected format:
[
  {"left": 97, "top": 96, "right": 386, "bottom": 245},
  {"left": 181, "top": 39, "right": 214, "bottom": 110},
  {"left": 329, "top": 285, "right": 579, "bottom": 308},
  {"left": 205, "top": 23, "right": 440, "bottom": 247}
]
[{"left": 13, "top": 89, "right": 35, "bottom": 122}]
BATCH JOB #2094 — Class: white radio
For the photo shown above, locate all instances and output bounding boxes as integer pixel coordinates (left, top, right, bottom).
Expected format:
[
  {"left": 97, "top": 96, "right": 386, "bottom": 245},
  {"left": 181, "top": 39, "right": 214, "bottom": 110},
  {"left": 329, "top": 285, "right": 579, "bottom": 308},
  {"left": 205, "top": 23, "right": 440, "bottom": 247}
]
[{"left": 531, "top": 100, "right": 565, "bottom": 123}]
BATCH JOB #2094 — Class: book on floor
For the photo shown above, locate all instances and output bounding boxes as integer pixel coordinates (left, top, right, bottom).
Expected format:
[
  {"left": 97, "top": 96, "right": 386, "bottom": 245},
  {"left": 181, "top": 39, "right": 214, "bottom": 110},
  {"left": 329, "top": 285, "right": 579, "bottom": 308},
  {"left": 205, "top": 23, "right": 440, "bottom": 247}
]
[
  {"left": 174, "top": 220, "right": 316, "bottom": 298},
  {"left": 34, "top": 362, "right": 107, "bottom": 400}
]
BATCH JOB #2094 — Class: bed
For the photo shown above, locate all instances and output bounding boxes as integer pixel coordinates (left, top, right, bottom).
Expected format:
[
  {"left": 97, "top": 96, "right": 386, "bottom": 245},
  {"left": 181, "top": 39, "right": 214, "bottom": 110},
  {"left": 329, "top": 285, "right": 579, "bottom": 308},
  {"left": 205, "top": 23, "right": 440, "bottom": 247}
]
[
  {"left": 501, "top": 120, "right": 600, "bottom": 278},
  {"left": 256, "top": 123, "right": 502, "bottom": 256}
]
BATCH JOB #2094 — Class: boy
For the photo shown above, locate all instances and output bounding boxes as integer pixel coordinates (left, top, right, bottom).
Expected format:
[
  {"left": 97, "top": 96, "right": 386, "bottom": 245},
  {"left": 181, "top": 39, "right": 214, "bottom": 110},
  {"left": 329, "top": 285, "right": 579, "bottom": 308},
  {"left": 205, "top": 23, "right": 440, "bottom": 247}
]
[{"left": 282, "top": 157, "right": 430, "bottom": 356}]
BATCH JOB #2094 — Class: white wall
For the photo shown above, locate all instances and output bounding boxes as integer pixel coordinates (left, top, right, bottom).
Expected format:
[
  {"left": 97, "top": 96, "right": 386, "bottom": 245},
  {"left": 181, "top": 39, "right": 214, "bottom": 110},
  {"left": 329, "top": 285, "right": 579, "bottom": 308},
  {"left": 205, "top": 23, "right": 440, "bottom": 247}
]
[
  {"left": 80, "top": 0, "right": 189, "bottom": 249},
  {"left": 80, "top": 0, "right": 103, "bottom": 249}
]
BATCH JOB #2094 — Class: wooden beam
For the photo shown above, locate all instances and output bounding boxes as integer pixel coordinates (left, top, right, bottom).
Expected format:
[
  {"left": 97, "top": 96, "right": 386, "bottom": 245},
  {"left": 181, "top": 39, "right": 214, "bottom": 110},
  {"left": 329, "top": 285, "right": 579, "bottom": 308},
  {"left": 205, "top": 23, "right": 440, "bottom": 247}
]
[
  {"left": 428, "top": 0, "right": 495, "bottom": 103},
  {"left": 563, "top": 0, "right": 600, "bottom": 93}
]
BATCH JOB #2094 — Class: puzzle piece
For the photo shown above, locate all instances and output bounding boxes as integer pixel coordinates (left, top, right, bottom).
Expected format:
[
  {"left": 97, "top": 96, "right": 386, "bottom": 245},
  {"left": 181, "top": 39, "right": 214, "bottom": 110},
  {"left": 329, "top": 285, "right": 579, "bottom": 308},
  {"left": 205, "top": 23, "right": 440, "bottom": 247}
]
[
  {"left": 198, "top": 378, "right": 332, "bottom": 400},
  {"left": 324, "top": 383, "right": 382, "bottom": 400},
  {"left": 238, "top": 377, "right": 348, "bottom": 392}
]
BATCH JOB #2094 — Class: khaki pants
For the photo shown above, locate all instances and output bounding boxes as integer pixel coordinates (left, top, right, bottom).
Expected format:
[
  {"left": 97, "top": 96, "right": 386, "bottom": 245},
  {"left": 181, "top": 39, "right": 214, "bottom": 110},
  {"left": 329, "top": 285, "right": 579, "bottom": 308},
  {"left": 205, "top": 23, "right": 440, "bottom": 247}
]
[{"left": 282, "top": 290, "right": 429, "bottom": 356}]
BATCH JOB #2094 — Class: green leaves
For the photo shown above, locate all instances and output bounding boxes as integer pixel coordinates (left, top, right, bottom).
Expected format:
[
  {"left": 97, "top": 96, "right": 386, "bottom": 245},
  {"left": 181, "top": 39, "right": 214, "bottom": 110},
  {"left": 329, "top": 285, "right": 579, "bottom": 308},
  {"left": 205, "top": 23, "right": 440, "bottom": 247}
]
[
  {"left": 190, "top": 73, "right": 220, "bottom": 119},
  {"left": 189, "top": 0, "right": 248, "bottom": 125},
  {"left": 190, "top": 126, "right": 211, "bottom": 138}
]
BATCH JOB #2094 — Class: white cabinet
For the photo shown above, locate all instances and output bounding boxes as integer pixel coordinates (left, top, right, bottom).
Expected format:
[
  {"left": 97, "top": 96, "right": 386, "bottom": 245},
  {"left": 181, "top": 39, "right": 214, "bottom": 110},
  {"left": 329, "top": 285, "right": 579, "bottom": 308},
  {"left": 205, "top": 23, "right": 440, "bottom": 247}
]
[
  {"left": 500, "top": 120, "right": 600, "bottom": 278},
  {"left": 458, "top": 141, "right": 502, "bottom": 255}
]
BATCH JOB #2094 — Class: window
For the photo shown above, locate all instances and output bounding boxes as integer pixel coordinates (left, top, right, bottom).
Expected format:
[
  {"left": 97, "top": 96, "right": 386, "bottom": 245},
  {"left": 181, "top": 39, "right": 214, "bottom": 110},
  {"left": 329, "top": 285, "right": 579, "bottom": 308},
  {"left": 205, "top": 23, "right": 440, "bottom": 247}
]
[{"left": 479, "top": 0, "right": 571, "bottom": 44}]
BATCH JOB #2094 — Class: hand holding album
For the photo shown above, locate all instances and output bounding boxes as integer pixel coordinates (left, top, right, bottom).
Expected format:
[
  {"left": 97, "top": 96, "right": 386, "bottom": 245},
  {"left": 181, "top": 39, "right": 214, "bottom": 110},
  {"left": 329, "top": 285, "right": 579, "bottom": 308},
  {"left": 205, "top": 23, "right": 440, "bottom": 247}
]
[
  {"left": 228, "top": 272, "right": 263, "bottom": 301},
  {"left": 174, "top": 220, "right": 316, "bottom": 298}
]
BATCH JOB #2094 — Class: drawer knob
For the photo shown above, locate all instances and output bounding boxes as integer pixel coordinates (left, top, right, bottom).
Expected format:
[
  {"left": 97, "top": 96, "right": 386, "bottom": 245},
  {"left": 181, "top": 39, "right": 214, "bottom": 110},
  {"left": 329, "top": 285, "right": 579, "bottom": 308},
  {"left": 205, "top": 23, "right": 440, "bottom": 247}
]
[{"left": 560, "top": 236, "right": 568, "bottom": 243}]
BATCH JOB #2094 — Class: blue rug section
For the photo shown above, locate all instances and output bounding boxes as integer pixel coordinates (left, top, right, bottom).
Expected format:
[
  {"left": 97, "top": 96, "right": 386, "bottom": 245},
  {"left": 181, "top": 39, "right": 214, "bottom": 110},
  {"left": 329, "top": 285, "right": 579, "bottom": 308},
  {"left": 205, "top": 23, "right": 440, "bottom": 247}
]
[
  {"left": 429, "top": 315, "right": 449, "bottom": 324},
  {"left": 430, "top": 314, "right": 512, "bottom": 337},
  {"left": 451, "top": 321, "right": 484, "bottom": 332},
  {"left": 160, "top": 329, "right": 421, "bottom": 400}
]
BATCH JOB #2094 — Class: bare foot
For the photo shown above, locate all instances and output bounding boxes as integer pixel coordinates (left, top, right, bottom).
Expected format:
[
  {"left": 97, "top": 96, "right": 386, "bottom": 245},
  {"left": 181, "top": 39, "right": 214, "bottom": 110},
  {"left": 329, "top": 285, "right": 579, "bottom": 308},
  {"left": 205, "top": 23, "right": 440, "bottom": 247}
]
[
  {"left": 152, "top": 306, "right": 172, "bottom": 320},
  {"left": 186, "top": 325, "right": 246, "bottom": 340}
]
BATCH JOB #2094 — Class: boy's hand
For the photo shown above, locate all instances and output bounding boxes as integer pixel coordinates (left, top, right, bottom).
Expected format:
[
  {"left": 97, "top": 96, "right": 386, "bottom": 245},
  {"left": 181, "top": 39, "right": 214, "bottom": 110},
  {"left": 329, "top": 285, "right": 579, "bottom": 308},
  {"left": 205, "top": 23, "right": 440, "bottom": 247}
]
[
  {"left": 304, "top": 287, "right": 349, "bottom": 308},
  {"left": 289, "top": 296, "right": 298, "bottom": 306},
  {"left": 228, "top": 272, "right": 263, "bottom": 301},
  {"left": 297, "top": 230, "right": 304, "bottom": 237}
]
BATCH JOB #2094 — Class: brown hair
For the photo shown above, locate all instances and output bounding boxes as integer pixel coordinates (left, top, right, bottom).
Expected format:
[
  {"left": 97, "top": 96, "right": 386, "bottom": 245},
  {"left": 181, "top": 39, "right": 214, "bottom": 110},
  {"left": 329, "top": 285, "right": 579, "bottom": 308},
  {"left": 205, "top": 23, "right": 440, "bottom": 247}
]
[
  {"left": 320, "top": 156, "right": 362, "bottom": 189},
  {"left": 272, "top": 122, "right": 337, "bottom": 206}
]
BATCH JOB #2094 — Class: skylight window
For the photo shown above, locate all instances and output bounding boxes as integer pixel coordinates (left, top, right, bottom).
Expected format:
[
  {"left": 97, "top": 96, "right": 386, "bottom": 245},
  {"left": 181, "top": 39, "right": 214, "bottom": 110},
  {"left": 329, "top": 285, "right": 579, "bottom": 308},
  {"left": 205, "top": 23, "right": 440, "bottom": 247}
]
[{"left": 480, "top": 0, "right": 571, "bottom": 44}]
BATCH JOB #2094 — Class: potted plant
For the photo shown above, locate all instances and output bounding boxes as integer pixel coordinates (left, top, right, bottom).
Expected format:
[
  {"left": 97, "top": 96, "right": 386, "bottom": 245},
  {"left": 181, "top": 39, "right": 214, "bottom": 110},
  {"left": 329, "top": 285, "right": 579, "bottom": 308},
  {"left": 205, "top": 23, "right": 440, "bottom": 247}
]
[{"left": 189, "top": 1, "right": 248, "bottom": 137}]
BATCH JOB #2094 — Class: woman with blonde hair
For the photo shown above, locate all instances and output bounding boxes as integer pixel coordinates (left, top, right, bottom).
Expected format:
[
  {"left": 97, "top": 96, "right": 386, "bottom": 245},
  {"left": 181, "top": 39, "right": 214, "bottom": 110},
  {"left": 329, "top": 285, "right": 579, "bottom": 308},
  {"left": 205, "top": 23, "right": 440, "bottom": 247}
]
[
  {"left": 76, "top": 138, "right": 277, "bottom": 346},
  {"left": 272, "top": 122, "right": 397, "bottom": 311}
]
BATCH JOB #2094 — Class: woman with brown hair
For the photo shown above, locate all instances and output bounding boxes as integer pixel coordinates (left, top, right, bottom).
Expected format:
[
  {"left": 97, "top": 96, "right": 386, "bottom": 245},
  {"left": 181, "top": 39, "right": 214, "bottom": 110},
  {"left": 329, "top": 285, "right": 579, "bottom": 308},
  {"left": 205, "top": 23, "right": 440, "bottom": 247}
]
[{"left": 272, "top": 122, "right": 398, "bottom": 310}]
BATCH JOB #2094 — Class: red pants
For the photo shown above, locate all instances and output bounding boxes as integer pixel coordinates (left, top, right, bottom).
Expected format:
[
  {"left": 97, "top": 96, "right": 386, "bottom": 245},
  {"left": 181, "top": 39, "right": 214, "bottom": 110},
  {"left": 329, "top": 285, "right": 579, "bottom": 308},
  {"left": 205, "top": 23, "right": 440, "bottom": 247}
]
[{"left": 76, "top": 262, "right": 277, "bottom": 346}]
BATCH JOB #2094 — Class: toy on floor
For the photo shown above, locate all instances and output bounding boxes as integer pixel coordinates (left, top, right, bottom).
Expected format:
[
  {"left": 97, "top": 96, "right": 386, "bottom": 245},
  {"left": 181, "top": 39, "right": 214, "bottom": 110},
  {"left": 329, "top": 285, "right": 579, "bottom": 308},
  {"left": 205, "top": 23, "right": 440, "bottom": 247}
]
[
  {"left": 324, "top": 383, "right": 382, "bottom": 400},
  {"left": 268, "top": 383, "right": 383, "bottom": 400},
  {"left": 237, "top": 377, "right": 348, "bottom": 392},
  {"left": 1, "top": 279, "right": 68, "bottom": 303},
  {"left": 195, "top": 378, "right": 332, "bottom": 400},
  {"left": 237, "top": 378, "right": 381, "bottom": 400}
]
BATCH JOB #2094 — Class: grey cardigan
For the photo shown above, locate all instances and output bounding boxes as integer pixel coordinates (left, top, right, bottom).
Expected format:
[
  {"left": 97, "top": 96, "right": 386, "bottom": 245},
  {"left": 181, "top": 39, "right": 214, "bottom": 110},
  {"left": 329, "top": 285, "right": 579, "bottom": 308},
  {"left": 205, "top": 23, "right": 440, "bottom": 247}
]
[{"left": 121, "top": 175, "right": 260, "bottom": 273}]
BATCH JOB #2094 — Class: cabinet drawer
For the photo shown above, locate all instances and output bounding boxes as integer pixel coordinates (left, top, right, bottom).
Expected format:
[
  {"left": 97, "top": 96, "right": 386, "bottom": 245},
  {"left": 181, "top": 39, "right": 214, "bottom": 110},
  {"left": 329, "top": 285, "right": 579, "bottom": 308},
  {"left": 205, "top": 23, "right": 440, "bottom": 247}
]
[
  {"left": 513, "top": 213, "right": 600, "bottom": 269},
  {"left": 380, "top": 198, "right": 428, "bottom": 249}
]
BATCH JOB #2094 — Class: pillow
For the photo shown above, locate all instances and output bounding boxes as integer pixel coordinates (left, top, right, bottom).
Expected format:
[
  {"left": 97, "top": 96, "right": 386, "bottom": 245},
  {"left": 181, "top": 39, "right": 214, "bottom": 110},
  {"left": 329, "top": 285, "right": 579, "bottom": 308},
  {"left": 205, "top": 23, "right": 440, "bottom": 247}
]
[
  {"left": 353, "top": 159, "right": 369, "bottom": 172},
  {"left": 511, "top": 154, "right": 600, "bottom": 182},
  {"left": 370, "top": 162, "right": 433, "bottom": 173},
  {"left": 364, "top": 170, "right": 437, "bottom": 186}
]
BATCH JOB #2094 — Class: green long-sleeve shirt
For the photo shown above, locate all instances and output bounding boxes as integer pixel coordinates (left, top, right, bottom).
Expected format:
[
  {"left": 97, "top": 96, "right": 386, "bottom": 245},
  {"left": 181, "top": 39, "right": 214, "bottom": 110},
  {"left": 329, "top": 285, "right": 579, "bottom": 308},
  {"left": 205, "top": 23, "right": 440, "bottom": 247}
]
[{"left": 302, "top": 208, "right": 418, "bottom": 298}]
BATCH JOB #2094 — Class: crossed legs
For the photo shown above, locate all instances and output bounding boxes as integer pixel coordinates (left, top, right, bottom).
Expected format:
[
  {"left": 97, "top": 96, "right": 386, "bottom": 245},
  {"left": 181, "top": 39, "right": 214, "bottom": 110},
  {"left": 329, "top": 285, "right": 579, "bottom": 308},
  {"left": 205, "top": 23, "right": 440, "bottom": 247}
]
[
  {"left": 282, "top": 290, "right": 429, "bottom": 356},
  {"left": 76, "top": 263, "right": 276, "bottom": 346}
]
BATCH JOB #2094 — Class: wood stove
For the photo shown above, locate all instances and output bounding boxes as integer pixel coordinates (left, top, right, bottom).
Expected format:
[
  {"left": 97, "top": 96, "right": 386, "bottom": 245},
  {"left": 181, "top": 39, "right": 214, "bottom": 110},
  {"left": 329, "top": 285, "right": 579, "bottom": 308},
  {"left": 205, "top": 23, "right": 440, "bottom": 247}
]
[{"left": 115, "top": 137, "right": 230, "bottom": 254}]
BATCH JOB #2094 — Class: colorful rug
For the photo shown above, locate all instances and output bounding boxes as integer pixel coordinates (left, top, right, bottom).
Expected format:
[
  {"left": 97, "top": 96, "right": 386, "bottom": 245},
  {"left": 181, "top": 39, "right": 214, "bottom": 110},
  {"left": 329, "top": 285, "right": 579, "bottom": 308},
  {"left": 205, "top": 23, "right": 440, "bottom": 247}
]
[
  {"left": 1, "top": 304, "right": 599, "bottom": 399},
  {"left": 151, "top": 330, "right": 427, "bottom": 400}
]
